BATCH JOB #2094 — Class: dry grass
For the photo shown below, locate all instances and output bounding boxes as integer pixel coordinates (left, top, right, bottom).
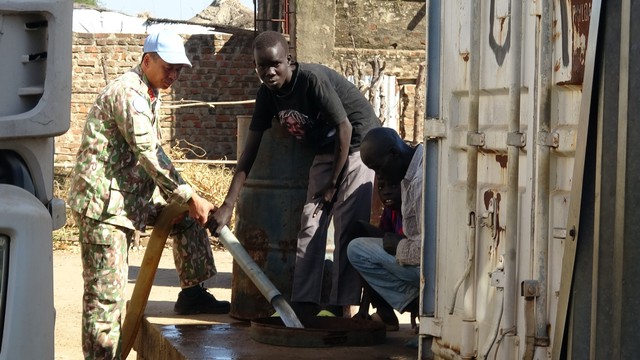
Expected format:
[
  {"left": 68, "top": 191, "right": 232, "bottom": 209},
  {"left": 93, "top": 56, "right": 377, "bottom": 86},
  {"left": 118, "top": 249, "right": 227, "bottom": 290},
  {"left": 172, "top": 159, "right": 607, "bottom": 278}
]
[
  {"left": 53, "top": 142, "right": 235, "bottom": 250},
  {"left": 52, "top": 168, "right": 80, "bottom": 250}
]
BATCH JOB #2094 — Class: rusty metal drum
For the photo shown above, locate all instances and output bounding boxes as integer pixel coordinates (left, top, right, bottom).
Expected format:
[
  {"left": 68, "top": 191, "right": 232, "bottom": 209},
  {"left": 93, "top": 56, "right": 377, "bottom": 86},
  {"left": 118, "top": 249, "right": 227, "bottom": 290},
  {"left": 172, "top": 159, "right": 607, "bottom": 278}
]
[{"left": 231, "top": 115, "right": 314, "bottom": 320}]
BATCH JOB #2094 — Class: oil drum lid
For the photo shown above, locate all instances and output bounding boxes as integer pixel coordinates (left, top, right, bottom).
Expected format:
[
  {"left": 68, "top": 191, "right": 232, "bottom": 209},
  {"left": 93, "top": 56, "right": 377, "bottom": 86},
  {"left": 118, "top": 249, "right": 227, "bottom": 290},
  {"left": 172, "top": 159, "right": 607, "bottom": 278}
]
[{"left": 249, "top": 316, "right": 386, "bottom": 348}]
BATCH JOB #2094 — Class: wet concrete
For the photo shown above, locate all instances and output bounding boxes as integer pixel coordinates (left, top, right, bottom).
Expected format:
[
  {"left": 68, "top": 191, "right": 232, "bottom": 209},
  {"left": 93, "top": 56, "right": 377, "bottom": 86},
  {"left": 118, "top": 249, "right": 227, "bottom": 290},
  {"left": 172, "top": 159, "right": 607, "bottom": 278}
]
[
  {"left": 134, "top": 312, "right": 419, "bottom": 360},
  {"left": 129, "top": 250, "right": 420, "bottom": 360}
]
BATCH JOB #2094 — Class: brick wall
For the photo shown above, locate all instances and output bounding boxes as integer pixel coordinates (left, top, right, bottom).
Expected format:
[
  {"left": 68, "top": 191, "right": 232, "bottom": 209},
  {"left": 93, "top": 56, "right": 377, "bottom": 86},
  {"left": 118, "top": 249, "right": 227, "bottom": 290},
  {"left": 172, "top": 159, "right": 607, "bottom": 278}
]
[{"left": 56, "top": 31, "right": 259, "bottom": 165}]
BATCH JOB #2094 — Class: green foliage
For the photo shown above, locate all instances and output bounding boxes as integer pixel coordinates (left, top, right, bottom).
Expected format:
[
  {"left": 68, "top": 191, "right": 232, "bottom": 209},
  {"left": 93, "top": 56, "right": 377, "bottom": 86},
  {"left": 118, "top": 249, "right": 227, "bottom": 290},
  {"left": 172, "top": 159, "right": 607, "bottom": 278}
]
[{"left": 74, "top": 0, "right": 100, "bottom": 6}]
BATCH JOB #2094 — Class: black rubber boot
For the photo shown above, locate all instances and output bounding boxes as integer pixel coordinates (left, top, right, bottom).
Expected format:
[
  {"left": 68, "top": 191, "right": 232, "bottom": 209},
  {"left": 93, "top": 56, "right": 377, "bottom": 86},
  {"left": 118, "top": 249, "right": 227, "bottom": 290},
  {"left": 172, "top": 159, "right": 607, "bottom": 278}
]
[{"left": 174, "top": 284, "right": 231, "bottom": 315}]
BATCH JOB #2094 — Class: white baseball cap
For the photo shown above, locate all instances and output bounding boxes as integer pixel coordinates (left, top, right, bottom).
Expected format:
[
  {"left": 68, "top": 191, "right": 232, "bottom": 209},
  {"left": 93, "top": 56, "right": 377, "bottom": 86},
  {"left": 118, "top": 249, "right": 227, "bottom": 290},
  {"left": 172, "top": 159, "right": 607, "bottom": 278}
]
[{"left": 143, "top": 30, "right": 192, "bottom": 67}]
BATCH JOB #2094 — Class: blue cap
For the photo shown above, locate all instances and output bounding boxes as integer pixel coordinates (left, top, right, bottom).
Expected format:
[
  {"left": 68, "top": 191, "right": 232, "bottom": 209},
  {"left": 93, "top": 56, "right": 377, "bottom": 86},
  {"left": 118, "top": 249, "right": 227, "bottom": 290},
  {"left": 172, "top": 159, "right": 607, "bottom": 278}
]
[{"left": 143, "top": 30, "right": 192, "bottom": 67}]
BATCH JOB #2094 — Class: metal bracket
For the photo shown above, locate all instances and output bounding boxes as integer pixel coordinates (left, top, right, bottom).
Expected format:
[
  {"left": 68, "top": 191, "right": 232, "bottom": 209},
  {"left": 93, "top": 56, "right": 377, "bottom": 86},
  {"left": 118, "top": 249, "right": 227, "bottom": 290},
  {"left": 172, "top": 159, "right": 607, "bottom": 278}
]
[
  {"left": 424, "top": 118, "right": 447, "bottom": 139},
  {"left": 490, "top": 270, "right": 505, "bottom": 288},
  {"left": 418, "top": 316, "right": 442, "bottom": 337},
  {"left": 521, "top": 280, "right": 540, "bottom": 299},
  {"left": 553, "top": 227, "right": 567, "bottom": 240},
  {"left": 537, "top": 131, "right": 559, "bottom": 148},
  {"left": 530, "top": 0, "right": 542, "bottom": 16},
  {"left": 507, "top": 131, "right": 527, "bottom": 148},
  {"left": 467, "top": 132, "right": 485, "bottom": 146}
]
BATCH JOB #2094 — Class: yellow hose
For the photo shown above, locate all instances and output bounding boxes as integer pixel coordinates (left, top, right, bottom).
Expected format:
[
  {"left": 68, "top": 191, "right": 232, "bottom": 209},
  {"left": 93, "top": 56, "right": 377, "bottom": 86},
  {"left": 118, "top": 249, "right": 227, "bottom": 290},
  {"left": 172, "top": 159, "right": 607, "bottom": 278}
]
[{"left": 121, "top": 202, "right": 188, "bottom": 359}]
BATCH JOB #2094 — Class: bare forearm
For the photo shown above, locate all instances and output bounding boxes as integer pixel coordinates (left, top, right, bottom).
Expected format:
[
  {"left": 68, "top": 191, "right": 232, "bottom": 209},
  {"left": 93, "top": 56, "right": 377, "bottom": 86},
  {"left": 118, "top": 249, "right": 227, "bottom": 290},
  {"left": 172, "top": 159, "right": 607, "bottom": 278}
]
[
  {"left": 211, "top": 129, "right": 263, "bottom": 232},
  {"left": 223, "top": 170, "right": 247, "bottom": 207},
  {"left": 331, "top": 120, "right": 352, "bottom": 186},
  {"left": 226, "top": 129, "right": 262, "bottom": 204}
]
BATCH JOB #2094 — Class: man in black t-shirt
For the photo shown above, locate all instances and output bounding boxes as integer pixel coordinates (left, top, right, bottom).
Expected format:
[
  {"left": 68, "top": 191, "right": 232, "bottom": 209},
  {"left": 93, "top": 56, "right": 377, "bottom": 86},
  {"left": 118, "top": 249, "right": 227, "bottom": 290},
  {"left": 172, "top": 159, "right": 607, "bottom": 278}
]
[{"left": 212, "top": 30, "right": 381, "bottom": 318}]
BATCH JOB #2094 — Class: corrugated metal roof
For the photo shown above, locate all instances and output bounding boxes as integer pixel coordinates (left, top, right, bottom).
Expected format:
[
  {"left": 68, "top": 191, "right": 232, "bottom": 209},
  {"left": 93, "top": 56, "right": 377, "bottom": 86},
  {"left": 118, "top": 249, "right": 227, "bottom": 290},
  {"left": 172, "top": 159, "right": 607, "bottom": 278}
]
[{"left": 72, "top": 8, "right": 219, "bottom": 34}]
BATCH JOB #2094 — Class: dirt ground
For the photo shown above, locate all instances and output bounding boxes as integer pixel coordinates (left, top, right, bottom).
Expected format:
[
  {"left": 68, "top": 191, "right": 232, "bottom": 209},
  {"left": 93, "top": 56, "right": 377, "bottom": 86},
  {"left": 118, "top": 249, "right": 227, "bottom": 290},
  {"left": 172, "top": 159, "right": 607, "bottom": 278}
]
[
  {"left": 54, "top": 247, "right": 134, "bottom": 360},
  {"left": 53, "top": 248, "right": 85, "bottom": 360},
  {"left": 53, "top": 246, "right": 224, "bottom": 360}
]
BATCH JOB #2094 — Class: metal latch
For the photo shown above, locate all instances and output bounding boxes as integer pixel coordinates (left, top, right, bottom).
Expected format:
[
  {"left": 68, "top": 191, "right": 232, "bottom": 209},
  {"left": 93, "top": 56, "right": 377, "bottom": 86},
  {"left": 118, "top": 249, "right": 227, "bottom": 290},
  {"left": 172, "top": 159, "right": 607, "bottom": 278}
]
[
  {"left": 521, "top": 280, "right": 540, "bottom": 299},
  {"left": 424, "top": 118, "right": 446, "bottom": 139},
  {"left": 538, "top": 131, "right": 559, "bottom": 148},
  {"left": 490, "top": 270, "right": 505, "bottom": 288},
  {"left": 507, "top": 131, "right": 526, "bottom": 148}
]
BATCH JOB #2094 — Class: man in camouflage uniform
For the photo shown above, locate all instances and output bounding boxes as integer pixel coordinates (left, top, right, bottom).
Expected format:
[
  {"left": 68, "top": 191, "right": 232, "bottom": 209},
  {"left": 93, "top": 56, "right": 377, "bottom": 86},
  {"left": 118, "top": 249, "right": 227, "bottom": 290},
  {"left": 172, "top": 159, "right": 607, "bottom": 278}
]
[{"left": 68, "top": 30, "right": 230, "bottom": 360}]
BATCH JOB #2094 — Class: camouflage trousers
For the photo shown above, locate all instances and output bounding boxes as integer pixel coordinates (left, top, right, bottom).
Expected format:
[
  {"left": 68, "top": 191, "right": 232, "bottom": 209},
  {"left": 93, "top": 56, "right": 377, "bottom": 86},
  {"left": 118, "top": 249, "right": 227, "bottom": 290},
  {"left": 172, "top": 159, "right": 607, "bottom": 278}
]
[{"left": 72, "top": 211, "right": 217, "bottom": 360}]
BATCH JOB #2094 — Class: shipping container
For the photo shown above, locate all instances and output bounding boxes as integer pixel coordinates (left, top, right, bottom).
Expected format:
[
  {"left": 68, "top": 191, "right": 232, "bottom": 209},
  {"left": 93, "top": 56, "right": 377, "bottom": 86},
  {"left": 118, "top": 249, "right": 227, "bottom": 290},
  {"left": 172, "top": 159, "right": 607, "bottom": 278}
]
[{"left": 418, "top": 0, "right": 598, "bottom": 359}]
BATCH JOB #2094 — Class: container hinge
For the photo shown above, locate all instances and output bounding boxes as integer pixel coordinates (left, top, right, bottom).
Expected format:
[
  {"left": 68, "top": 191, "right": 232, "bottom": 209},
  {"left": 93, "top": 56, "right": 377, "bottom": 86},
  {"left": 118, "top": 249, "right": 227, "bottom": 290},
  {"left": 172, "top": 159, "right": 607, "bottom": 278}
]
[
  {"left": 467, "top": 131, "right": 485, "bottom": 147},
  {"left": 507, "top": 131, "right": 526, "bottom": 148},
  {"left": 424, "top": 118, "right": 446, "bottom": 139},
  {"left": 521, "top": 280, "right": 540, "bottom": 299},
  {"left": 537, "top": 130, "right": 559, "bottom": 148}
]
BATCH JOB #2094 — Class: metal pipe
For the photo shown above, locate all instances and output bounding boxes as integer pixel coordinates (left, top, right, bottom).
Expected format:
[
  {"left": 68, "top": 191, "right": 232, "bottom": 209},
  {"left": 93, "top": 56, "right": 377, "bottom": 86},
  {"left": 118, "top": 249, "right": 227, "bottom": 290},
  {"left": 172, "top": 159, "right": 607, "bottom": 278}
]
[
  {"left": 460, "top": 0, "right": 481, "bottom": 357},
  {"left": 423, "top": 0, "right": 441, "bottom": 317},
  {"left": 217, "top": 226, "right": 282, "bottom": 302},
  {"left": 479, "top": 288, "right": 505, "bottom": 359},
  {"left": 419, "top": 0, "right": 442, "bottom": 355},
  {"left": 217, "top": 225, "right": 303, "bottom": 328},
  {"left": 502, "top": 0, "right": 523, "bottom": 357},
  {"left": 533, "top": 0, "right": 552, "bottom": 355}
]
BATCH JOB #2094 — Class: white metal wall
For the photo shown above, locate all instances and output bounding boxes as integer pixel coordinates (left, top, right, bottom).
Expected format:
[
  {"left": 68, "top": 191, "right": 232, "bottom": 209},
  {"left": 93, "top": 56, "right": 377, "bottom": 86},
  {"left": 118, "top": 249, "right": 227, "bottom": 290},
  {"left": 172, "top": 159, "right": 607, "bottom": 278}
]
[{"left": 425, "top": 1, "right": 585, "bottom": 358}]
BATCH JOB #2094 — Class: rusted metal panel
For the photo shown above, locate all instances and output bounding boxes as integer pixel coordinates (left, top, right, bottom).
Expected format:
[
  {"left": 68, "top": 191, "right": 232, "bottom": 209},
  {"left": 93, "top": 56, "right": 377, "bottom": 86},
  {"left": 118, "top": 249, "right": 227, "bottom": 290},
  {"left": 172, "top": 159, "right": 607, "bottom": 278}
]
[
  {"left": 555, "top": 0, "right": 593, "bottom": 85},
  {"left": 231, "top": 118, "right": 314, "bottom": 320}
]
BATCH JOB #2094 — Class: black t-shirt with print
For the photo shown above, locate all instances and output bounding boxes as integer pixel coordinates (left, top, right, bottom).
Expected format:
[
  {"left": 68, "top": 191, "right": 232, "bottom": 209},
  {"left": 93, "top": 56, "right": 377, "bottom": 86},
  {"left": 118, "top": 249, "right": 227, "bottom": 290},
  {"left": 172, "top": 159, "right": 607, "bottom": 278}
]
[{"left": 250, "top": 62, "right": 381, "bottom": 154}]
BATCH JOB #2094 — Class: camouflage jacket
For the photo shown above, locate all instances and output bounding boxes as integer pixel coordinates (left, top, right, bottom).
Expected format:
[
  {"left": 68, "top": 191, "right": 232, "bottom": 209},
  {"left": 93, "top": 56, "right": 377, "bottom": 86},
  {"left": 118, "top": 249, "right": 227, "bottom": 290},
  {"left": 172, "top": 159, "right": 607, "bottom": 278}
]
[{"left": 68, "top": 65, "right": 192, "bottom": 231}]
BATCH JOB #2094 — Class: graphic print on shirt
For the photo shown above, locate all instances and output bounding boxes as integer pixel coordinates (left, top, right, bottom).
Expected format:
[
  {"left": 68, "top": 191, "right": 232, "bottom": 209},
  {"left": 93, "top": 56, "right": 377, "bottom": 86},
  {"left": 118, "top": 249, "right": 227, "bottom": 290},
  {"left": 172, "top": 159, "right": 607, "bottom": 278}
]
[
  {"left": 277, "top": 109, "right": 336, "bottom": 148},
  {"left": 278, "top": 109, "right": 310, "bottom": 140}
]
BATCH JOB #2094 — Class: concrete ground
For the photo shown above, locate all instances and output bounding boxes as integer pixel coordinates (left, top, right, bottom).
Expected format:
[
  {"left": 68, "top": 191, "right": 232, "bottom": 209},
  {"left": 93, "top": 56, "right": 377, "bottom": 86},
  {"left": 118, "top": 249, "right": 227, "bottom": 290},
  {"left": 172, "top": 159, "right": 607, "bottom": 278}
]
[{"left": 54, "top": 247, "right": 420, "bottom": 360}]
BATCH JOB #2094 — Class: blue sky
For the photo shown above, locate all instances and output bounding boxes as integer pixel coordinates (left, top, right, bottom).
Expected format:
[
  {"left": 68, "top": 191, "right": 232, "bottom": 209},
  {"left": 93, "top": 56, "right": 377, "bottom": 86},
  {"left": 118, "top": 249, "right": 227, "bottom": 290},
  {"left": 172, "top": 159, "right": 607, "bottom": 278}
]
[{"left": 98, "top": 0, "right": 254, "bottom": 20}]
